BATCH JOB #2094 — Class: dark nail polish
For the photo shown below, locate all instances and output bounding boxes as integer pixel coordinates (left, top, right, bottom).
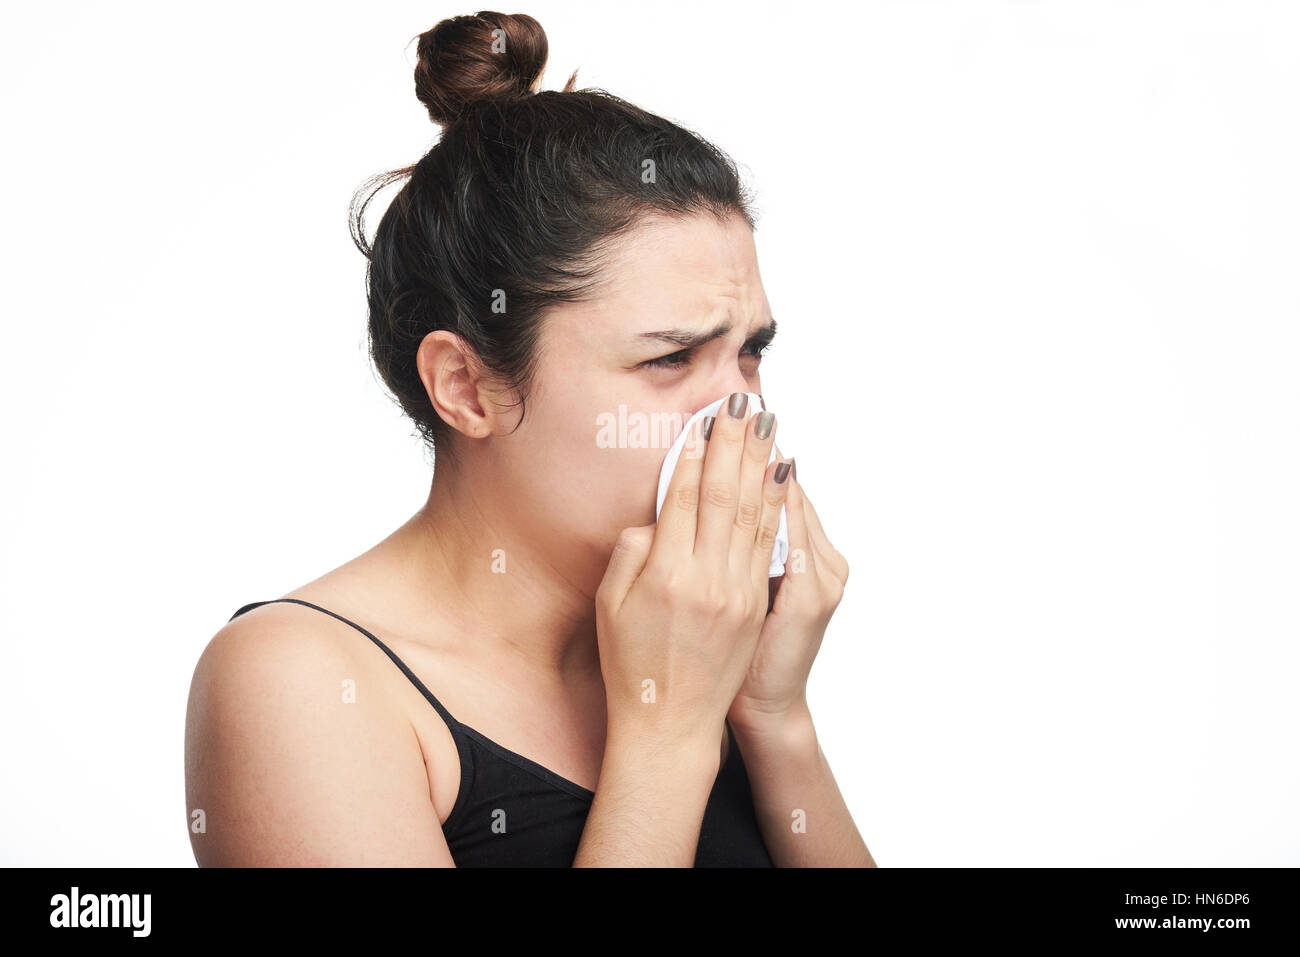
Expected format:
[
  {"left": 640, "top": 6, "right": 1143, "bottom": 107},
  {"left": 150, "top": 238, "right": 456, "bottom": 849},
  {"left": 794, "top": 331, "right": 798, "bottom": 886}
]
[
  {"left": 701, "top": 415, "right": 715, "bottom": 440},
  {"left": 727, "top": 392, "right": 748, "bottom": 419},
  {"left": 790, "top": 458, "right": 797, "bottom": 480},
  {"left": 774, "top": 460, "right": 792, "bottom": 484},
  {"left": 754, "top": 411, "right": 774, "bottom": 440}
]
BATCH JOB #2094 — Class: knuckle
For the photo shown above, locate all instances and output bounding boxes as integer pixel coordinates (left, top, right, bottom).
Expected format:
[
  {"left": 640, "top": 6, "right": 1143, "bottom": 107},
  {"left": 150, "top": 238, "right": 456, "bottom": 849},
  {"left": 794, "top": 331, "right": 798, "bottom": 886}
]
[
  {"left": 652, "top": 559, "right": 680, "bottom": 592},
  {"left": 734, "top": 501, "right": 760, "bottom": 529},
  {"left": 612, "top": 527, "right": 643, "bottom": 554},
  {"left": 764, "top": 484, "right": 789, "bottom": 507},
  {"left": 714, "top": 421, "right": 744, "bottom": 446},
  {"left": 817, "top": 576, "right": 845, "bottom": 608},
  {"left": 694, "top": 578, "right": 731, "bottom": 616},
  {"left": 701, "top": 481, "right": 737, "bottom": 509},
  {"left": 595, "top": 592, "right": 621, "bottom": 621},
  {"left": 753, "top": 524, "right": 777, "bottom": 554},
  {"left": 672, "top": 484, "right": 700, "bottom": 512}
]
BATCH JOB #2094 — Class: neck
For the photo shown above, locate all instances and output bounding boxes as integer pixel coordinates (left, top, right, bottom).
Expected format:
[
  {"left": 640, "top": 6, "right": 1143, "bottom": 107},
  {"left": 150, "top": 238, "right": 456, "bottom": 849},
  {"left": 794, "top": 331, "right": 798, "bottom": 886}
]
[{"left": 391, "top": 463, "right": 603, "bottom": 678}]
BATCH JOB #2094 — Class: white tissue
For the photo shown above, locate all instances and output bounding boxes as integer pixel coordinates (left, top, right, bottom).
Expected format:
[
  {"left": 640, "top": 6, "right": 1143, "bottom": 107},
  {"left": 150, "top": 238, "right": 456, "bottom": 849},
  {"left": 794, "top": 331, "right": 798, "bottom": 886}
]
[{"left": 654, "top": 391, "right": 790, "bottom": 577}]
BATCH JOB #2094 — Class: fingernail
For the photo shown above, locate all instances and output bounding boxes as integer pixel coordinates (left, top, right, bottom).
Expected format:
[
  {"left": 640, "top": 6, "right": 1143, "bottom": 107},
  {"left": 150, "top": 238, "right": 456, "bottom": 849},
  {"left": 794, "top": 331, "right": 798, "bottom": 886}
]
[
  {"left": 701, "top": 415, "right": 715, "bottom": 440},
  {"left": 754, "top": 411, "right": 774, "bottom": 440},
  {"left": 758, "top": 394, "right": 767, "bottom": 411},
  {"left": 791, "top": 458, "right": 797, "bottom": 480},
  {"left": 727, "top": 392, "right": 748, "bottom": 419},
  {"left": 774, "top": 460, "right": 792, "bottom": 484}
]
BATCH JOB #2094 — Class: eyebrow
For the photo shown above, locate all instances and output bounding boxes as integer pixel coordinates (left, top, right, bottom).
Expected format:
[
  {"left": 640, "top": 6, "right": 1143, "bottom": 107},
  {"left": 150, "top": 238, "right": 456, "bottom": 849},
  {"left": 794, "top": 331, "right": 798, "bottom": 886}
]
[{"left": 638, "top": 316, "right": 778, "bottom": 350}]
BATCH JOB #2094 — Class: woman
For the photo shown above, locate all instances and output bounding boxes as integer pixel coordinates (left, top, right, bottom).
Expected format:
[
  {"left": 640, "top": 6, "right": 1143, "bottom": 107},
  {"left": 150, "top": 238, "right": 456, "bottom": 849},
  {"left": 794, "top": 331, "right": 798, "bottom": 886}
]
[{"left": 184, "top": 10, "right": 875, "bottom": 867}]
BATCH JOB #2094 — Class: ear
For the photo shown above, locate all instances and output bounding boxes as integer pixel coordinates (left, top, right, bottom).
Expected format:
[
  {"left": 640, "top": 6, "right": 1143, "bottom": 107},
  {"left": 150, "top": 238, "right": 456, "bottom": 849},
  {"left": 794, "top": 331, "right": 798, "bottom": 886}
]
[{"left": 415, "top": 330, "right": 516, "bottom": 440}]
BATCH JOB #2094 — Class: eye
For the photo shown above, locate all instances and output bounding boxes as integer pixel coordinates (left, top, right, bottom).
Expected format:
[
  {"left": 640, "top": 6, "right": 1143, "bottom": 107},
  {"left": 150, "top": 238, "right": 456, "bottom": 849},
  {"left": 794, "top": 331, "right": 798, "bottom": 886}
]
[
  {"left": 640, "top": 340, "right": 772, "bottom": 371},
  {"left": 641, "top": 348, "right": 694, "bottom": 370}
]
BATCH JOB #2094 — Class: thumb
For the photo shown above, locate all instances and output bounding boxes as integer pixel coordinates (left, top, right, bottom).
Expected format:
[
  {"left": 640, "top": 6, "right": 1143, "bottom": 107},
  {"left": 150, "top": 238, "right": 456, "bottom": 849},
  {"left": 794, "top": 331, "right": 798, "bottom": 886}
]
[{"left": 596, "top": 524, "right": 655, "bottom": 614}]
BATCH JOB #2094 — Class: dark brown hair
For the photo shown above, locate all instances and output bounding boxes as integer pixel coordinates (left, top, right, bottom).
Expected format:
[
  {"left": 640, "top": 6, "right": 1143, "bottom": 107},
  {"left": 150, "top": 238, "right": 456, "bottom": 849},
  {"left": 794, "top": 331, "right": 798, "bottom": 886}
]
[{"left": 349, "top": 10, "right": 757, "bottom": 462}]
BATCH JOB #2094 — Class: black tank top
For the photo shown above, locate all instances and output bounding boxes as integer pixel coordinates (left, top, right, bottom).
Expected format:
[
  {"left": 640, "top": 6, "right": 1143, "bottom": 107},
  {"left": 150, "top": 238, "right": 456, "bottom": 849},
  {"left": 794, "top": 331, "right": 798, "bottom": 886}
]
[{"left": 228, "top": 598, "right": 774, "bottom": 867}]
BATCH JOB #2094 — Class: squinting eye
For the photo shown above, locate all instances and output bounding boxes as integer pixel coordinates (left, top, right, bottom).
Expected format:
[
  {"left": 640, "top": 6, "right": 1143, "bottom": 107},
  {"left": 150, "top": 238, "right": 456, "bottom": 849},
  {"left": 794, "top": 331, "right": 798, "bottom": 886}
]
[
  {"left": 640, "top": 341, "right": 772, "bottom": 371},
  {"left": 641, "top": 349, "right": 693, "bottom": 369}
]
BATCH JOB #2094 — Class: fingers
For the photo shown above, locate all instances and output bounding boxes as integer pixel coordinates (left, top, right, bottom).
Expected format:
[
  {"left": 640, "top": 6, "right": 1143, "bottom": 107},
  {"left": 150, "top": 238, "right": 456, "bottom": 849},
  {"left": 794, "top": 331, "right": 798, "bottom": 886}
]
[
  {"left": 796, "top": 476, "right": 831, "bottom": 560},
  {"left": 693, "top": 392, "right": 754, "bottom": 567},
  {"left": 793, "top": 476, "right": 850, "bottom": 583},
  {"left": 647, "top": 414, "right": 709, "bottom": 568},
  {"left": 728, "top": 409, "right": 779, "bottom": 574},
  {"left": 751, "top": 456, "right": 794, "bottom": 584},
  {"left": 597, "top": 524, "right": 655, "bottom": 614},
  {"left": 781, "top": 472, "right": 818, "bottom": 580}
]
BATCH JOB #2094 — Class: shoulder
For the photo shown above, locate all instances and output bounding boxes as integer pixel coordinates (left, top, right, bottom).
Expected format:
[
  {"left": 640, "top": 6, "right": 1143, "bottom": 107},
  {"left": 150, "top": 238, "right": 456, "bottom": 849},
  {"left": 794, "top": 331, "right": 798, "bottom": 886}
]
[
  {"left": 188, "top": 602, "right": 380, "bottom": 735},
  {"left": 184, "top": 600, "right": 453, "bottom": 865},
  {"left": 192, "top": 601, "right": 360, "bottom": 695}
]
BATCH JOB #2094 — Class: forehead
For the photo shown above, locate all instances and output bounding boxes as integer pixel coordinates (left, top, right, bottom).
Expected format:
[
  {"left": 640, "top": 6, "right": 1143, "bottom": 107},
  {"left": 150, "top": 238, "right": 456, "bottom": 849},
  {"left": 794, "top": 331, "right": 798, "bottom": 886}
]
[{"left": 566, "top": 211, "right": 769, "bottom": 341}]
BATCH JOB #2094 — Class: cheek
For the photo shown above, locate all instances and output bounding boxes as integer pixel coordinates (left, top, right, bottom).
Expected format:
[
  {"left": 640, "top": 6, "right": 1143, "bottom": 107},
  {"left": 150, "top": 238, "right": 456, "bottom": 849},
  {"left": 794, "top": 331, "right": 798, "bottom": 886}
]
[
  {"left": 577, "top": 444, "right": 666, "bottom": 532},
  {"left": 612, "top": 445, "right": 670, "bottom": 526},
  {"left": 524, "top": 356, "right": 686, "bottom": 533},
  {"left": 518, "top": 403, "right": 659, "bottom": 532}
]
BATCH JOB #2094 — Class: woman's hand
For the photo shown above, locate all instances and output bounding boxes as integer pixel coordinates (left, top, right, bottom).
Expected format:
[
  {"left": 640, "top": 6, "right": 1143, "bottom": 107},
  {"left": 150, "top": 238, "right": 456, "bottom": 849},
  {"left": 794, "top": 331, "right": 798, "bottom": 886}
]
[
  {"left": 579, "top": 395, "right": 793, "bottom": 865},
  {"left": 728, "top": 459, "right": 850, "bottom": 734},
  {"left": 595, "top": 394, "right": 792, "bottom": 753}
]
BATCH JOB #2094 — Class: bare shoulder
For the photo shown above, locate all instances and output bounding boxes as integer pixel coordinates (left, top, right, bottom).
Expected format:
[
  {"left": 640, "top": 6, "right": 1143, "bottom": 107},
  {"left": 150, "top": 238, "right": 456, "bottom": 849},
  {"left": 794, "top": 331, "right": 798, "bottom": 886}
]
[
  {"left": 184, "top": 601, "right": 455, "bottom": 866},
  {"left": 191, "top": 601, "right": 365, "bottom": 699}
]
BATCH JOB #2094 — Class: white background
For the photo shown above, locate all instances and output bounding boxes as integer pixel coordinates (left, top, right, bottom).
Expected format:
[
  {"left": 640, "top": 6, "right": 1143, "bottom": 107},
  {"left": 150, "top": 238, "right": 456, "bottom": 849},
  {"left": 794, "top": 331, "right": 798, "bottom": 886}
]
[{"left": 2, "top": 0, "right": 1296, "bottom": 866}]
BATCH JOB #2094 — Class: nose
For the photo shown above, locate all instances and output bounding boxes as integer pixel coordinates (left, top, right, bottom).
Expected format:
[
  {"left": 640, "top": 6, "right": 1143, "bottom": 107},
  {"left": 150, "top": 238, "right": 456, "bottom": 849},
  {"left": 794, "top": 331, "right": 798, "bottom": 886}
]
[
  {"left": 670, "top": 384, "right": 764, "bottom": 452},
  {"left": 698, "top": 373, "right": 762, "bottom": 416}
]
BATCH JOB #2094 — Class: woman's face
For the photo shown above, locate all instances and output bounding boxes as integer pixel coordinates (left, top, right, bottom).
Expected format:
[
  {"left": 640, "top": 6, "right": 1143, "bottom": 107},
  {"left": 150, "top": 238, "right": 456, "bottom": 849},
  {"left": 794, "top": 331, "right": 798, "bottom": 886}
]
[{"left": 496, "top": 210, "right": 777, "bottom": 590}]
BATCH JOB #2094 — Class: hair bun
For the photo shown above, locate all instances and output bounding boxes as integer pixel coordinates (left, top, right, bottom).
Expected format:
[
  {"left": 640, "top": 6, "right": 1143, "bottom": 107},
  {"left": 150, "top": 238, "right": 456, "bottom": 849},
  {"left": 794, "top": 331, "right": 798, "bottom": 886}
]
[{"left": 414, "top": 11, "right": 550, "bottom": 127}]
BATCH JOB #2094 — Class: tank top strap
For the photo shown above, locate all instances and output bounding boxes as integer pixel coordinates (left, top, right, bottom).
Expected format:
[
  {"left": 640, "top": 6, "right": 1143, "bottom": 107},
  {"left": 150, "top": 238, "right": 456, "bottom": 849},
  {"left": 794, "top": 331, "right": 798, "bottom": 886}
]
[{"left": 228, "top": 598, "right": 464, "bottom": 732}]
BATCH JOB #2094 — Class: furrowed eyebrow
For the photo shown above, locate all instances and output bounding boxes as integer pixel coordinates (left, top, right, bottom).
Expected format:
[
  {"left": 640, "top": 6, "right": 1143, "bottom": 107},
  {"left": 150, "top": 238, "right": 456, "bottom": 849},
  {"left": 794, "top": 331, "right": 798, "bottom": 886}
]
[{"left": 638, "top": 316, "right": 777, "bottom": 350}]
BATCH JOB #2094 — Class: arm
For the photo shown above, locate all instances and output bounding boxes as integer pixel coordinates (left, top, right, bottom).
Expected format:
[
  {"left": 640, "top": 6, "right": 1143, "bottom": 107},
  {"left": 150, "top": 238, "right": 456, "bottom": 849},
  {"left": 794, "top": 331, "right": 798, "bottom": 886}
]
[
  {"left": 580, "top": 404, "right": 794, "bottom": 866},
  {"left": 184, "top": 611, "right": 456, "bottom": 866},
  {"left": 727, "top": 465, "right": 875, "bottom": 867},
  {"left": 572, "top": 723, "right": 722, "bottom": 867},
  {"left": 731, "top": 699, "right": 877, "bottom": 868}
]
